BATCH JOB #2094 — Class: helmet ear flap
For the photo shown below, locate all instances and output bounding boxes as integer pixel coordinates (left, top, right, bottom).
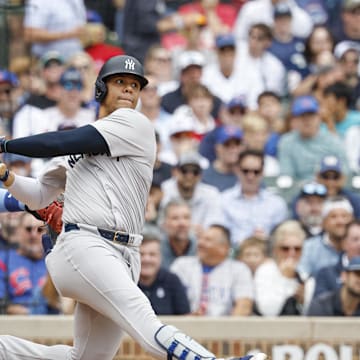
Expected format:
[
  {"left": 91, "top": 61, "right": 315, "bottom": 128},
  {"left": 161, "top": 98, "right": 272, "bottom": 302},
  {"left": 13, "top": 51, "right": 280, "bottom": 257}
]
[{"left": 95, "top": 78, "right": 107, "bottom": 102}]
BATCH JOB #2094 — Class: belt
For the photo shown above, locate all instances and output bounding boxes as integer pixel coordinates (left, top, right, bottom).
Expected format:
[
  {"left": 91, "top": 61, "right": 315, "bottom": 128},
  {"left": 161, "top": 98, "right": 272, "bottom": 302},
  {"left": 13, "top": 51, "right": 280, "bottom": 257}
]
[{"left": 64, "top": 223, "right": 143, "bottom": 247}]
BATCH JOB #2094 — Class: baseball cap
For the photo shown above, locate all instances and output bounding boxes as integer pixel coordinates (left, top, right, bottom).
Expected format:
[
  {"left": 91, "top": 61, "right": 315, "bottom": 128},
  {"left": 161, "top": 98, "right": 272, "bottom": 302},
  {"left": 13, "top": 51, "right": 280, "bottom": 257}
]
[
  {"left": 334, "top": 41, "right": 360, "bottom": 59},
  {"left": 273, "top": 3, "right": 292, "bottom": 17},
  {"left": 59, "top": 67, "right": 83, "bottom": 90},
  {"left": 319, "top": 155, "right": 342, "bottom": 174},
  {"left": 40, "top": 50, "right": 64, "bottom": 68},
  {"left": 0, "top": 69, "right": 18, "bottom": 87},
  {"left": 291, "top": 95, "right": 319, "bottom": 116},
  {"left": 177, "top": 151, "right": 202, "bottom": 168},
  {"left": 227, "top": 95, "right": 247, "bottom": 110},
  {"left": 215, "top": 34, "right": 236, "bottom": 49},
  {"left": 169, "top": 107, "right": 195, "bottom": 137},
  {"left": 321, "top": 196, "right": 354, "bottom": 218},
  {"left": 342, "top": 0, "right": 360, "bottom": 10},
  {"left": 215, "top": 125, "right": 243, "bottom": 144},
  {"left": 345, "top": 256, "right": 360, "bottom": 271},
  {"left": 177, "top": 51, "right": 205, "bottom": 72},
  {"left": 3, "top": 153, "right": 31, "bottom": 165},
  {"left": 300, "top": 181, "right": 327, "bottom": 197}
]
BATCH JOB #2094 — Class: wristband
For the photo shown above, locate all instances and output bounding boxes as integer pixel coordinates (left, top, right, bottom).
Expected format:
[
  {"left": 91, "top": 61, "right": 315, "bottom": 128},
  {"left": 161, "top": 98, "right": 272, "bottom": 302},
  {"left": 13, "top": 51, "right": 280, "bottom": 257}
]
[
  {"left": 0, "top": 169, "right": 9, "bottom": 182},
  {"left": 0, "top": 137, "right": 7, "bottom": 153}
]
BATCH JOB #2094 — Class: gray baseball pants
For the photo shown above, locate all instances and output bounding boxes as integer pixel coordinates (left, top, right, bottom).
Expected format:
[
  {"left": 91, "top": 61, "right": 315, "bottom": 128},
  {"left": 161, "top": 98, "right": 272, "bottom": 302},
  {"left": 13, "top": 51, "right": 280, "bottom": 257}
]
[{"left": 0, "top": 229, "right": 167, "bottom": 360}]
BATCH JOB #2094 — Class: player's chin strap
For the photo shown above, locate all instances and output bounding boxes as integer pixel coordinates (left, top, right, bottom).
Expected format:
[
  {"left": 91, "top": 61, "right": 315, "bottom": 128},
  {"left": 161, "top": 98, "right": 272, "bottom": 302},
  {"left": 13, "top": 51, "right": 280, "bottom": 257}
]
[{"left": 155, "top": 325, "right": 216, "bottom": 360}]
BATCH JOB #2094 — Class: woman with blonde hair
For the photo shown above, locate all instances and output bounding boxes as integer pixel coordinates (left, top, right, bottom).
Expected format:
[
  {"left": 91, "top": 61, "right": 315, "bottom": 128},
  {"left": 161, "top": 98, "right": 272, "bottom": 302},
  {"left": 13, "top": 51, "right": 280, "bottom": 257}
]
[{"left": 253, "top": 220, "right": 313, "bottom": 315}]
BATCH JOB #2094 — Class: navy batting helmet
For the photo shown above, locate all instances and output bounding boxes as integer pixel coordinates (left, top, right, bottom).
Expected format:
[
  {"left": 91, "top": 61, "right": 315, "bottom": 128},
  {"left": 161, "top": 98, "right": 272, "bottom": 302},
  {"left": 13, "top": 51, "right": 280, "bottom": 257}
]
[{"left": 95, "top": 55, "right": 148, "bottom": 102}]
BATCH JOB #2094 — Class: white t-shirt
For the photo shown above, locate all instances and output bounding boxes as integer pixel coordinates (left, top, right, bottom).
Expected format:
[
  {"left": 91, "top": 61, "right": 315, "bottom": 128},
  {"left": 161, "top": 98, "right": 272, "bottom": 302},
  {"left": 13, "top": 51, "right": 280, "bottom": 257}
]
[{"left": 171, "top": 257, "right": 254, "bottom": 316}]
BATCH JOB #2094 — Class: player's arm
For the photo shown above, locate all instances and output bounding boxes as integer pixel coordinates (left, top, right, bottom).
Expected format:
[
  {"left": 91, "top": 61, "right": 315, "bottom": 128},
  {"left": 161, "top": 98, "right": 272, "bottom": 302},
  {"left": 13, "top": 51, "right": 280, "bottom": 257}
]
[{"left": 0, "top": 125, "right": 110, "bottom": 159}]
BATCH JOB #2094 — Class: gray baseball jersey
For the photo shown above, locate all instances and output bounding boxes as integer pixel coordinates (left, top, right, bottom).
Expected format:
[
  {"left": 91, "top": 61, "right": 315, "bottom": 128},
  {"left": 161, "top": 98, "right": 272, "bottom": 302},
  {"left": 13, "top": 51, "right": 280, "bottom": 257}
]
[{"left": 38, "top": 108, "right": 156, "bottom": 234}]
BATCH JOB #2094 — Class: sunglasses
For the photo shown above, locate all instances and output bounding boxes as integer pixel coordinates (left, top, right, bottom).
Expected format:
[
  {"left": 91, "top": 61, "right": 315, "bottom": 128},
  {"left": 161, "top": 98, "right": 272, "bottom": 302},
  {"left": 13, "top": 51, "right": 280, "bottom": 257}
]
[
  {"left": 179, "top": 167, "right": 201, "bottom": 176},
  {"left": 320, "top": 172, "right": 341, "bottom": 180},
  {"left": 279, "top": 245, "right": 302, "bottom": 253},
  {"left": 301, "top": 183, "right": 327, "bottom": 196},
  {"left": 240, "top": 168, "right": 262, "bottom": 176},
  {"left": 25, "top": 225, "right": 46, "bottom": 234}
]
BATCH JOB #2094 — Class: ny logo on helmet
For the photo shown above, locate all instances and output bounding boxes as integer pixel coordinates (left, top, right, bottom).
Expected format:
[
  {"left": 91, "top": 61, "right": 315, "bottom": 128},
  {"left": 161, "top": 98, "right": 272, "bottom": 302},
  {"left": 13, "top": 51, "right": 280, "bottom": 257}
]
[{"left": 125, "top": 59, "right": 135, "bottom": 71}]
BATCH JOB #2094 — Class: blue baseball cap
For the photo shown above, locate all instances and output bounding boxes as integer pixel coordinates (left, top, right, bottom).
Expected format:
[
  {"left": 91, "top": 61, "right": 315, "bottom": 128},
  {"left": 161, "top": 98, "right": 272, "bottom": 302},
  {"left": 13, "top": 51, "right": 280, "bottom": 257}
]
[
  {"left": 215, "top": 34, "right": 236, "bottom": 49},
  {"left": 291, "top": 95, "right": 319, "bottom": 116},
  {"left": 345, "top": 256, "right": 360, "bottom": 272},
  {"left": 216, "top": 125, "right": 243, "bottom": 144},
  {"left": 273, "top": 3, "right": 292, "bottom": 17},
  {"left": 0, "top": 69, "right": 18, "bottom": 87},
  {"left": 227, "top": 95, "right": 247, "bottom": 110},
  {"left": 60, "top": 67, "right": 83, "bottom": 90},
  {"left": 319, "top": 155, "right": 342, "bottom": 174}
]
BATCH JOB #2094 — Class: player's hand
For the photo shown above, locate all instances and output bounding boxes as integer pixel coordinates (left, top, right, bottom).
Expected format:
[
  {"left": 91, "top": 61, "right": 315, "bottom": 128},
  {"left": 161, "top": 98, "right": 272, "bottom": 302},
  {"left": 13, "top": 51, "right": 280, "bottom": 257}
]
[{"left": 0, "top": 163, "right": 7, "bottom": 178}]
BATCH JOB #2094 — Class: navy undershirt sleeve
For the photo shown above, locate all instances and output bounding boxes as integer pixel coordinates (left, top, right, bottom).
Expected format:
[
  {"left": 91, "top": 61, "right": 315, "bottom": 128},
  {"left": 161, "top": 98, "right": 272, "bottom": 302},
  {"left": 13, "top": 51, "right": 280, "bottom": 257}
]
[{"left": 5, "top": 125, "right": 110, "bottom": 158}]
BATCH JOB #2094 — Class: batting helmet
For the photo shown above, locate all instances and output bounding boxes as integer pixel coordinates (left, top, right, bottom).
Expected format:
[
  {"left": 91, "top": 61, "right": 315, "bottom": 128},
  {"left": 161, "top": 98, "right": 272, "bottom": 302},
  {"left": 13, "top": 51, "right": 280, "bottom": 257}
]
[{"left": 95, "top": 55, "right": 148, "bottom": 102}]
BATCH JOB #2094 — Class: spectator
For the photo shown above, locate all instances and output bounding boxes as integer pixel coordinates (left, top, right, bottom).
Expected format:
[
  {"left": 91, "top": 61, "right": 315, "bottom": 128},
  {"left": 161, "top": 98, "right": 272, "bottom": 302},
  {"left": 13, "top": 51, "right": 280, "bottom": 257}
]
[
  {"left": 202, "top": 33, "right": 246, "bottom": 104},
  {"left": 332, "top": 0, "right": 360, "bottom": 43},
  {"left": 171, "top": 224, "right": 254, "bottom": 316},
  {"left": 0, "top": 213, "right": 47, "bottom": 315},
  {"left": 202, "top": 125, "right": 245, "bottom": 192},
  {"left": 138, "top": 225, "right": 190, "bottom": 315},
  {"left": 159, "top": 112, "right": 199, "bottom": 166},
  {"left": 8, "top": 56, "right": 34, "bottom": 108},
  {"left": 254, "top": 220, "right": 311, "bottom": 316},
  {"left": 173, "top": 84, "right": 217, "bottom": 141},
  {"left": 0, "top": 69, "right": 18, "bottom": 136},
  {"left": 199, "top": 95, "right": 248, "bottom": 163},
  {"left": 143, "top": 44, "right": 178, "bottom": 96},
  {"left": 67, "top": 51, "right": 98, "bottom": 108},
  {"left": 267, "top": 3, "right": 307, "bottom": 93},
  {"left": 23, "top": 0, "right": 86, "bottom": 60},
  {"left": 236, "top": 236, "right": 268, "bottom": 275},
  {"left": 122, "top": 0, "right": 202, "bottom": 63},
  {"left": 314, "top": 219, "right": 360, "bottom": 298},
  {"left": 159, "top": 199, "right": 197, "bottom": 269},
  {"left": 82, "top": 17, "right": 125, "bottom": 72},
  {"left": 242, "top": 113, "right": 280, "bottom": 177},
  {"left": 298, "top": 196, "right": 354, "bottom": 277},
  {"left": 334, "top": 41, "right": 360, "bottom": 110},
  {"left": 321, "top": 82, "right": 360, "bottom": 136},
  {"left": 177, "top": 0, "right": 238, "bottom": 52},
  {"left": 160, "top": 151, "right": 222, "bottom": 231},
  {"left": 220, "top": 149, "right": 288, "bottom": 246},
  {"left": 234, "top": 23, "right": 286, "bottom": 109},
  {"left": 139, "top": 75, "right": 173, "bottom": 154},
  {"left": 161, "top": 50, "right": 222, "bottom": 118},
  {"left": 316, "top": 155, "right": 360, "bottom": 219},
  {"left": 307, "top": 256, "right": 360, "bottom": 316},
  {"left": 278, "top": 95, "right": 349, "bottom": 182},
  {"left": 292, "top": 181, "right": 327, "bottom": 237},
  {"left": 233, "top": 0, "right": 313, "bottom": 41},
  {"left": 12, "top": 51, "right": 65, "bottom": 138},
  {"left": 256, "top": 90, "right": 285, "bottom": 157},
  {"left": 43, "top": 67, "right": 96, "bottom": 131}
]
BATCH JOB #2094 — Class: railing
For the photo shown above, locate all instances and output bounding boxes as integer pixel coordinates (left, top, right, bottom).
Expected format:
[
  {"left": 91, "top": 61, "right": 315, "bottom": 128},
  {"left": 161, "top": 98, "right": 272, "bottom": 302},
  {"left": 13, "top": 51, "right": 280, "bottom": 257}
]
[{"left": 0, "top": 316, "right": 359, "bottom": 360}]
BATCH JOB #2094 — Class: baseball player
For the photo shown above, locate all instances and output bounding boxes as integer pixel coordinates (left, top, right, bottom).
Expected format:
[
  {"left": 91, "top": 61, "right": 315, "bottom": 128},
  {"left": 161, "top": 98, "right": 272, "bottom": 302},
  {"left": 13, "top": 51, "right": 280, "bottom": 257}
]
[{"left": 0, "top": 55, "right": 267, "bottom": 360}]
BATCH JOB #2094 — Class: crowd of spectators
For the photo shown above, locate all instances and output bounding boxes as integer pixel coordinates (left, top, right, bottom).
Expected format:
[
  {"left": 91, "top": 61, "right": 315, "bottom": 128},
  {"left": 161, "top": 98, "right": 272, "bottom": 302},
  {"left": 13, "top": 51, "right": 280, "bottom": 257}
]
[{"left": 0, "top": 0, "right": 360, "bottom": 317}]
